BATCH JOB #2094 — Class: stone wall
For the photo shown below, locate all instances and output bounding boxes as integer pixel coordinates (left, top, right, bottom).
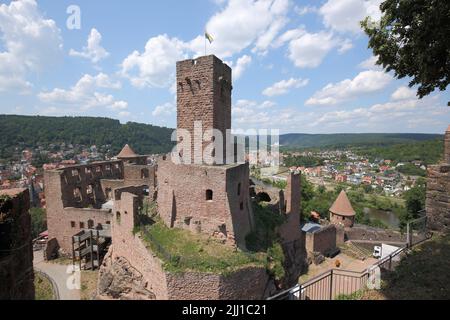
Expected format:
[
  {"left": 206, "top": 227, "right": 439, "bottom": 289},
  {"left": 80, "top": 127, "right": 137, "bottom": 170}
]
[
  {"left": 101, "top": 189, "right": 268, "bottom": 300},
  {"left": 157, "top": 158, "right": 253, "bottom": 248},
  {"left": 346, "top": 225, "right": 407, "bottom": 243},
  {"left": 45, "top": 160, "right": 156, "bottom": 254},
  {"left": 0, "top": 189, "right": 34, "bottom": 300},
  {"left": 426, "top": 126, "right": 450, "bottom": 233},
  {"left": 305, "top": 224, "right": 337, "bottom": 256},
  {"left": 278, "top": 171, "right": 301, "bottom": 243},
  {"left": 426, "top": 164, "right": 450, "bottom": 232}
]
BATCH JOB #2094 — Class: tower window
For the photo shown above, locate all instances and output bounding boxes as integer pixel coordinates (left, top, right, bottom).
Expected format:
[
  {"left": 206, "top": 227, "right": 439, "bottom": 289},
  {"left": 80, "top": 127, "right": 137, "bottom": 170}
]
[
  {"left": 206, "top": 189, "right": 213, "bottom": 201},
  {"left": 237, "top": 183, "right": 241, "bottom": 196},
  {"left": 240, "top": 202, "right": 244, "bottom": 210},
  {"left": 70, "top": 221, "right": 76, "bottom": 228},
  {"left": 116, "top": 212, "right": 121, "bottom": 225}
]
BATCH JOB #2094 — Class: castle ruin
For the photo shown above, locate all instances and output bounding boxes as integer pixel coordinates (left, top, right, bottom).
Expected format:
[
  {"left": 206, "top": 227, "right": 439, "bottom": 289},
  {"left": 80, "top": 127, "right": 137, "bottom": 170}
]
[{"left": 44, "top": 55, "right": 306, "bottom": 300}]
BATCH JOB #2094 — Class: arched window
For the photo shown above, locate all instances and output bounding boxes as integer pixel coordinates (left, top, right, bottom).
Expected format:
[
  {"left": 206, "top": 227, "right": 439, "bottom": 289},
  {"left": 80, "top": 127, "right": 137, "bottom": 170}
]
[
  {"left": 105, "top": 188, "right": 112, "bottom": 200},
  {"left": 206, "top": 189, "right": 213, "bottom": 201},
  {"left": 88, "top": 219, "right": 94, "bottom": 229},
  {"left": 116, "top": 212, "right": 121, "bottom": 225}
]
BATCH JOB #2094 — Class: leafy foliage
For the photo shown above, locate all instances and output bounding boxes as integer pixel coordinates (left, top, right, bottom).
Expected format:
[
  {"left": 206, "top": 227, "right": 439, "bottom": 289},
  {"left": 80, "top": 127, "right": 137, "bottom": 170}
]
[
  {"left": 356, "top": 139, "right": 443, "bottom": 165},
  {"left": 361, "top": 0, "right": 450, "bottom": 98},
  {"left": 30, "top": 207, "right": 47, "bottom": 239},
  {"left": 399, "top": 177, "right": 426, "bottom": 229}
]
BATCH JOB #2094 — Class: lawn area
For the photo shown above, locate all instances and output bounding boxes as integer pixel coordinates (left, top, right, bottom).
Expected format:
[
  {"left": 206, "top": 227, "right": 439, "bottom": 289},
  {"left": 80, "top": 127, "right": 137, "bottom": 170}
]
[
  {"left": 81, "top": 270, "right": 99, "bottom": 300},
  {"left": 34, "top": 272, "right": 55, "bottom": 300},
  {"left": 139, "top": 219, "right": 267, "bottom": 274}
]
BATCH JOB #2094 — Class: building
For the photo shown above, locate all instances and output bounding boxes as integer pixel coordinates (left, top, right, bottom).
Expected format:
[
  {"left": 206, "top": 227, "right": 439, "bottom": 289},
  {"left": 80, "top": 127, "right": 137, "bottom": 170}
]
[
  {"left": 44, "top": 145, "right": 156, "bottom": 254},
  {"left": 0, "top": 188, "right": 35, "bottom": 300},
  {"left": 329, "top": 190, "right": 356, "bottom": 228}
]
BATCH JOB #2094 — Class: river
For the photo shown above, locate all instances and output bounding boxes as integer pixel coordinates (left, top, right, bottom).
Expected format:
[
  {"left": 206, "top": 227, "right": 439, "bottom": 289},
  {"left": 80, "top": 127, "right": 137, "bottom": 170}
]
[{"left": 363, "top": 207, "right": 400, "bottom": 229}]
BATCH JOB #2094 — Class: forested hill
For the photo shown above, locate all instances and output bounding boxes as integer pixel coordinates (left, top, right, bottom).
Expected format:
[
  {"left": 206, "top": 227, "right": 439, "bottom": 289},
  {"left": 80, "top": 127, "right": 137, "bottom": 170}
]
[
  {"left": 0, "top": 115, "right": 174, "bottom": 159},
  {"left": 280, "top": 133, "right": 443, "bottom": 149},
  {"left": 0, "top": 115, "right": 444, "bottom": 162}
]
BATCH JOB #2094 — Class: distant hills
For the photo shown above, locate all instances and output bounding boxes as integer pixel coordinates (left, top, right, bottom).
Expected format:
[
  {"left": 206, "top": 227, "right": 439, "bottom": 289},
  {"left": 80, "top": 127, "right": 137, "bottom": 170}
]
[
  {"left": 279, "top": 133, "right": 443, "bottom": 149},
  {"left": 0, "top": 115, "right": 174, "bottom": 160},
  {"left": 0, "top": 115, "right": 444, "bottom": 162}
]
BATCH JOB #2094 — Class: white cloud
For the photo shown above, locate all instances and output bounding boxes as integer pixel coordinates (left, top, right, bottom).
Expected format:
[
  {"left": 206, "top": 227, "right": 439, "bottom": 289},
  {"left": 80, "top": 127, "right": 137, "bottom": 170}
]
[
  {"left": 0, "top": 0, "right": 63, "bottom": 92},
  {"left": 391, "top": 86, "right": 417, "bottom": 101},
  {"left": 189, "top": 0, "right": 291, "bottom": 58},
  {"left": 288, "top": 31, "right": 339, "bottom": 68},
  {"left": 358, "top": 56, "right": 381, "bottom": 70},
  {"left": 263, "top": 78, "right": 309, "bottom": 97},
  {"left": 120, "top": 34, "right": 187, "bottom": 89},
  {"left": 118, "top": 111, "right": 131, "bottom": 117},
  {"left": 38, "top": 73, "right": 126, "bottom": 112},
  {"left": 226, "top": 55, "right": 252, "bottom": 79},
  {"left": 69, "top": 28, "right": 110, "bottom": 64},
  {"left": 337, "top": 39, "right": 354, "bottom": 54},
  {"left": 319, "top": 0, "right": 382, "bottom": 33},
  {"left": 152, "top": 102, "right": 176, "bottom": 117},
  {"left": 273, "top": 27, "right": 305, "bottom": 48},
  {"left": 306, "top": 70, "right": 392, "bottom": 106},
  {"left": 294, "top": 5, "right": 318, "bottom": 16}
]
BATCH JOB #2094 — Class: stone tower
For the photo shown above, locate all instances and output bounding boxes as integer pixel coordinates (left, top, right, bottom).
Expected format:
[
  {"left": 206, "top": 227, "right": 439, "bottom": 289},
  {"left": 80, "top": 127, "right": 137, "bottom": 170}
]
[
  {"left": 176, "top": 55, "right": 232, "bottom": 164},
  {"left": 445, "top": 125, "right": 450, "bottom": 164}
]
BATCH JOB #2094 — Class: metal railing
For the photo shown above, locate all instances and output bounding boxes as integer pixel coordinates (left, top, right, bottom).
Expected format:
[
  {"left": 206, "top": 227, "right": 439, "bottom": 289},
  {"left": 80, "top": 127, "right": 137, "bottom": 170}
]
[{"left": 268, "top": 244, "right": 408, "bottom": 300}]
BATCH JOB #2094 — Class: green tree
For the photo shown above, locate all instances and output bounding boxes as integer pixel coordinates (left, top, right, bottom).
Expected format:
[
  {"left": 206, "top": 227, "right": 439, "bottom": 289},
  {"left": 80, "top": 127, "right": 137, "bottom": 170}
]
[
  {"left": 30, "top": 208, "right": 47, "bottom": 239},
  {"left": 362, "top": 0, "right": 450, "bottom": 98}
]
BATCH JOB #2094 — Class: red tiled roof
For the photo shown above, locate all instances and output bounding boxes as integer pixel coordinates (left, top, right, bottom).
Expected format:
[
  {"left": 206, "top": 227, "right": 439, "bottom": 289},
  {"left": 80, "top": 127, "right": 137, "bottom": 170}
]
[
  {"left": 329, "top": 190, "right": 355, "bottom": 217},
  {"left": 117, "top": 144, "right": 138, "bottom": 158}
]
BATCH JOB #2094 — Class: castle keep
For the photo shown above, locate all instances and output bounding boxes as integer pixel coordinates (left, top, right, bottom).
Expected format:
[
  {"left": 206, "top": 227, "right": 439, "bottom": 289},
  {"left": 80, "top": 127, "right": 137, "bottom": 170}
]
[{"left": 44, "top": 55, "right": 305, "bottom": 300}]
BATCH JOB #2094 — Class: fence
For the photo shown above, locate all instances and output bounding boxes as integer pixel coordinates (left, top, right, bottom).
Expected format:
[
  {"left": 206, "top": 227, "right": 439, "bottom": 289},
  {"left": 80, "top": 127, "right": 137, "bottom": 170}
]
[
  {"left": 407, "top": 215, "right": 431, "bottom": 247},
  {"left": 268, "top": 245, "right": 407, "bottom": 300}
]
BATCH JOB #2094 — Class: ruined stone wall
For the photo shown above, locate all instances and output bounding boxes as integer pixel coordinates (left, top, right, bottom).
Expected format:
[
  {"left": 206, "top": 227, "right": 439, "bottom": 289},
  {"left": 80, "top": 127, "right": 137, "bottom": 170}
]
[
  {"left": 176, "top": 55, "right": 232, "bottom": 164},
  {"left": 346, "top": 225, "right": 407, "bottom": 243},
  {"left": 426, "top": 126, "right": 450, "bottom": 233},
  {"left": 304, "top": 224, "right": 337, "bottom": 255},
  {"left": 45, "top": 160, "right": 157, "bottom": 254},
  {"left": 330, "top": 213, "right": 354, "bottom": 228},
  {"left": 0, "top": 189, "right": 34, "bottom": 300},
  {"left": 278, "top": 172, "right": 301, "bottom": 243},
  {"left": 106, "top": 190, "right": 266, "bottom": 300},
  {"left": 426, "top": 164, "right": 450, "bottom": 232},
  {"left": 157, "top": 157, "right": 253, "bottom": 248},
  {"left": 445, "top": 127, "right": 450, "bottom": 164}
]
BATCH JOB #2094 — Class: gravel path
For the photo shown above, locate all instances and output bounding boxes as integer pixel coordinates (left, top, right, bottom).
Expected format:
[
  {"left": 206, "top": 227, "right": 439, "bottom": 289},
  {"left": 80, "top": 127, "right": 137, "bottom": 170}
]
[{"left": 33, "top": 251, "right": 81, "bottom": 300}]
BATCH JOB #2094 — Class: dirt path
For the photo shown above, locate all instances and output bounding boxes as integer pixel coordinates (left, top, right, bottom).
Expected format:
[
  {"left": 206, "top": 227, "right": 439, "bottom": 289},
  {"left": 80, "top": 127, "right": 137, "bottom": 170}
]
[{"left": 33, "top": 251, "right": 81, "bottom": 300}]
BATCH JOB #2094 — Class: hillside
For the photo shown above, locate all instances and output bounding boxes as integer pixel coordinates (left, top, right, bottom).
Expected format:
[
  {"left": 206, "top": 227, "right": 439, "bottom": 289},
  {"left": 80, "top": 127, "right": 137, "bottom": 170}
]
[
  {"left": 0, "top": 115, "right": 174, "bottom": 159},
  {"left": 280, "top": 133, "right": 443, "bottom": 149},
  {"left": 0, "top": 115, "right": 444, "bottom": 164}
]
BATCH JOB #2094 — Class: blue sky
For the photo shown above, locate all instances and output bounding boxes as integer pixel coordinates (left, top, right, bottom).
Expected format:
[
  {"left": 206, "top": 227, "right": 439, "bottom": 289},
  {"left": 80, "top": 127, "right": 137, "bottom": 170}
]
[{"left": 0, "top": 0, "right": 449, "bottom": 134}]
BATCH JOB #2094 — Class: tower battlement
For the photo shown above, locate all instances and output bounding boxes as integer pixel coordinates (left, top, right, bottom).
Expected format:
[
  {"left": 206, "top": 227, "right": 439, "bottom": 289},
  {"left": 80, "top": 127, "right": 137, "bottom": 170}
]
[{"left": 176, "top": 55, "right": 232, "bottom": 164}]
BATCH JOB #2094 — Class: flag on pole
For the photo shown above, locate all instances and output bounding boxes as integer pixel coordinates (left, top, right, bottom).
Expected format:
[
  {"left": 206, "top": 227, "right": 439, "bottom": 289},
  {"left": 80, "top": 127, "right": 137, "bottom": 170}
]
[{"left": 205, "top": 31, "right": 214, "bottom": 44}]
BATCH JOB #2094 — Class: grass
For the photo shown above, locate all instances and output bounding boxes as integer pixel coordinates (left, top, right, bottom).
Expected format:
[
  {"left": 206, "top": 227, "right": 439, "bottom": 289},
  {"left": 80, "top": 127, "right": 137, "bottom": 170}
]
[
  {"left": 48, "top": 256, "right": 73, "bottom": 265},
  {"left": 34, "top": 272, "right": 55, "bottom": 300},
  {"left": 81, "top": 270, "right": 99, "bottom": 300},
  {"left": 139, "top": 219, "right": 267, "bottom": 274}
]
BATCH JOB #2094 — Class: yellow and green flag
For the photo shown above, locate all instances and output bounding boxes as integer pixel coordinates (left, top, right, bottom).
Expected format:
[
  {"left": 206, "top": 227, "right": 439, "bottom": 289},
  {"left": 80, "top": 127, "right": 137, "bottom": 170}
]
[{"left": 205, "top": 31, "right": 214, "bottom": 44}]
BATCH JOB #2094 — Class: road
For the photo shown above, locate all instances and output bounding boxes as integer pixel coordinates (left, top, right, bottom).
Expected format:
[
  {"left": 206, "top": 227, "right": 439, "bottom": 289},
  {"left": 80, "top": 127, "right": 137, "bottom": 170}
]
[{"left": 33, "top": 250, "right": 81, "bottom": 300}]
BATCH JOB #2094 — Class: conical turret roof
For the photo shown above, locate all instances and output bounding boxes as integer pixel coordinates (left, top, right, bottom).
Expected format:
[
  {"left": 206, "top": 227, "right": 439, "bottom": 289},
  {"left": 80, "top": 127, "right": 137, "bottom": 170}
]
[
  {"left": 117, "top": 144, "right": 138, "bottom": 158},
  {"left": 329, "top": 190, "right": 355, "bottom": 216}
]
